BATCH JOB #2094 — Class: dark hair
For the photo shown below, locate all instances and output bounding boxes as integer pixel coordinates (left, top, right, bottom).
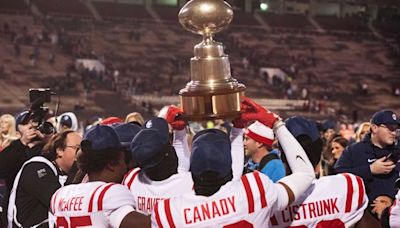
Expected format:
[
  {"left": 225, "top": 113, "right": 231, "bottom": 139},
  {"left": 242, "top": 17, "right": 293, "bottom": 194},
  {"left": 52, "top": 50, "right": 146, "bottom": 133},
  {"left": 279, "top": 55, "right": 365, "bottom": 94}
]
[
  {"left": 143, "top": 144, "right": 178, "bottom": 181},
  {"left": 42, "top": 130, "right": 75, "bottom": 161},
  {"left": 332, "top": 137, "right": 349, "bottom": 148},
  {"left": 192, "top": 170, "right": 233, "bottom": 196},
  {"left": 280, "top": 134, "right": 323, "bottom": 170},
  {"left": 77, "top": 141, "right": 124, "bottom": 174},
  {"left": 297, "top": 135, "right": 323, "bottom": 168}
]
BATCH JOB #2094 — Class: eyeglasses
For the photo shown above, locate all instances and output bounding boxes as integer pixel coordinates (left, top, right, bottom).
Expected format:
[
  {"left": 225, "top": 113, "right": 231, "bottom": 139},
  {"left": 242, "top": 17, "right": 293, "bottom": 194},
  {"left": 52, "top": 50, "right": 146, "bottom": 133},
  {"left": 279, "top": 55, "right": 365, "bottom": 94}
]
[
  {"left": 379, "top": 124, "right": 399, "bottom": 132},
  {"left": 66, "top": 145, "right": 81, "bottom": 152}
]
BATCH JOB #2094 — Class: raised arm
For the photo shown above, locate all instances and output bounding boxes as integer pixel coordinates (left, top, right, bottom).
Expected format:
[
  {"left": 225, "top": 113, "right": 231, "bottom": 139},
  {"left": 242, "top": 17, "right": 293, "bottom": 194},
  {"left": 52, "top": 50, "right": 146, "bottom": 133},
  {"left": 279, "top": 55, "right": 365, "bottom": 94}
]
[
  {"left": 230, "top": 127, "right": 244, "bottom": 180},
  {"left": 165, "top": 105, "right": 191, "bottom": 172},
  {"left": 236, "top": 96, "right": 315, "bottom": 205},
  {"left": 274, "top": 121, "right": 315, "bottom": 204},
  {"left": 173, "top": 129, "right": 190, "bottom": 173}
]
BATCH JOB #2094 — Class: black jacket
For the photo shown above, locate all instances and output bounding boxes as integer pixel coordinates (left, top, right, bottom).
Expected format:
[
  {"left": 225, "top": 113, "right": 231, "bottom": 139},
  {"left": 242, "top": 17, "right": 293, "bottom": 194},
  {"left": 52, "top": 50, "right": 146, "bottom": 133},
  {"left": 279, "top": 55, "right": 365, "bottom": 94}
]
[
  {"left": 11, "top": 156, "right": 66, "bottom": 228},
  {"left": 335, "top": 134, "right": 400, "bottom": 202},
  {"left": 0, "top": 139, "right": 44, "bottom": 189},
  {"left": 0, "top": 140, "right": 44, "bottom": 226}
]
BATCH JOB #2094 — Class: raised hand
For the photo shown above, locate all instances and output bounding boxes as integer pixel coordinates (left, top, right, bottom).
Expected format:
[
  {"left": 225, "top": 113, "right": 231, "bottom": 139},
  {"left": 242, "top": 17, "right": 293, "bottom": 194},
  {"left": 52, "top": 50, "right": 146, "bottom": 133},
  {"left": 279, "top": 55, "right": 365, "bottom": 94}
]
[
  {"left": 166, "top": 105, "right": 186, "bottom": 130},
  {"left": 235, "top": 96, "right": 281, "bottom": 129}
]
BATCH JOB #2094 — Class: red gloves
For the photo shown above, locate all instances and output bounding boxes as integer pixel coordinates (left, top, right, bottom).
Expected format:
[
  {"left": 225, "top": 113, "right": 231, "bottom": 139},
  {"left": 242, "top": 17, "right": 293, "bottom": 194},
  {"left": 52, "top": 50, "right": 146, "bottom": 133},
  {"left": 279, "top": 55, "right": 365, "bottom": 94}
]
[
  {"left": 233, "top": 96, "right": 280, "bottom": 128},
  {"left": 166, "top": 105, "right": 185, "bottom": 130},
  {"left": 232, "top": 118, "right": 248, "bottom": 129}
]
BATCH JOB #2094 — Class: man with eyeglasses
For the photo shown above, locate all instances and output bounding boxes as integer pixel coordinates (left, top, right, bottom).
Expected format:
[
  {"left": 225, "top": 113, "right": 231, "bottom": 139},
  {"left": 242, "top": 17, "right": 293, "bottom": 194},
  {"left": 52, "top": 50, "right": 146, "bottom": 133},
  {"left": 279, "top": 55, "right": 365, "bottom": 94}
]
[
  {"left": 7, "top": 130, "right": 81, "bottom": 228},
  {"left": 335, "top": 109, "right": 400, "bottom": 219}
]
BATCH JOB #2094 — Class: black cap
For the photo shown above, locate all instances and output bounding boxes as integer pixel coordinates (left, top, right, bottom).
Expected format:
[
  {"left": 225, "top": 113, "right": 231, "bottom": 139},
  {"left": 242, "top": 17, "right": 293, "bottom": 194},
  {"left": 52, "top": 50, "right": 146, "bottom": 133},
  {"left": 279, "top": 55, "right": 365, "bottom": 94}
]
[
  {"left": 190, "top": 129, "right": 232, "bottom": 178},
  {"left": 130, "top": 128, "right": 170, "bottom": 170},
  {"left": 371, "top": 109, "right": 400, "bottom": 126}
]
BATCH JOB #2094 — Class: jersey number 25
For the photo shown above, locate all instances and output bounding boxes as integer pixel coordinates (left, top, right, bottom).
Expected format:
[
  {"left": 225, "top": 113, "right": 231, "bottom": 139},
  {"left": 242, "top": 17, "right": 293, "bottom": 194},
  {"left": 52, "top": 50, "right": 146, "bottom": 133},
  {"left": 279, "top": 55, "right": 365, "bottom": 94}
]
[{"left": 56, "top": 216, "right": 92, "bottom": 228}]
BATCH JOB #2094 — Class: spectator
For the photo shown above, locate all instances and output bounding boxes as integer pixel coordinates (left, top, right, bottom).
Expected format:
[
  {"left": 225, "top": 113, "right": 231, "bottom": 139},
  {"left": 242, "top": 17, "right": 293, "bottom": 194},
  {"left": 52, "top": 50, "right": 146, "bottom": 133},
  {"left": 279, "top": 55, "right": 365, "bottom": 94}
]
[
  {"left": 394, "top": 87, "right": 400, "bottom": 96},
  {"left": 335, "top": 109, "right": 400, "bottom": 213},
  {"left": 125, "top": 112, "right": 145, "bottom": 126},
  {"left": 339, "top": 123, "right": 355, "bottom": 141},
  {"left": 113, "top": 69, "right": 119, "bottom": 90},
  {"left": 0, "top": 114, "right": 18, "bottom": 151},
  {"left": 352, "top": 122, "right": 371, "bottom": 144},
  {"left": 320, "top": 119, "right": 339, "bottom": 176},
  {"left": 301, "top": 87, "right": 308, "bottom": 99},
  {"left": 331, "top": 136, "right": 349, "bottom": 166},
  {"left": 29, "top": 54, "right": 36, "bottom": 67},
  {"left": 48, "top": 52, "right": 55, "bottom": 65},
  {"left": 243, "top": 121, "right": 286, "bottom": 182},
  {"left": 56, "top": 112, "right": 78, "bottom": 132},
  {"left": 0, "top": 114, "right": 18, "bottom": 224},
  {"left": 242, "top": 56, "right": 249, "bottom": 69},
  {"left": 322, "top": 120, "right": 337, "bottom": 143},
  {"left": 7, "top": 130, "right": 81, "bottom": 227},
  {"left": 100, "top": 117, "right": 123, "bottom": 126},
  {"left": 359, "top": 82, "right": 369, "bottom": 95}
]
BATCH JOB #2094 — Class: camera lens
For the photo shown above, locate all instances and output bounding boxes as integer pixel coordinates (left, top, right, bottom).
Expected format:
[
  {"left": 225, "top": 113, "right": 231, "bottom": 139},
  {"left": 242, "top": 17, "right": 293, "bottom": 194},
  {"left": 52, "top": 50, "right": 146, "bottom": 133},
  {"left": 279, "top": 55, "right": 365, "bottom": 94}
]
[{"left": 38, "top": 122, "right": 55, "bottom": 135}]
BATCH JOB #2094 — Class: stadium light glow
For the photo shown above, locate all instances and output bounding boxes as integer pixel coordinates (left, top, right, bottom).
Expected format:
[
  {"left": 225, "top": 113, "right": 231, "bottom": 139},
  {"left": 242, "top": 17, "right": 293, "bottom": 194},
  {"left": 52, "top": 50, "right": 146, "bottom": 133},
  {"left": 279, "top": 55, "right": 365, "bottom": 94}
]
[{"left": 260, "top": 3, "right": 268, "bottom": 11}]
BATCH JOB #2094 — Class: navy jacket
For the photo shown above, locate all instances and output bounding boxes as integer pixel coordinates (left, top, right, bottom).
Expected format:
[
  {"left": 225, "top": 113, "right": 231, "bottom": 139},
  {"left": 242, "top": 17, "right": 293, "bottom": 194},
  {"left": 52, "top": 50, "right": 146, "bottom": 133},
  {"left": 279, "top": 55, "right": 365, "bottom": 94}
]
[{"left": 335, "top": 134, "right": 400, "bottom": 202}]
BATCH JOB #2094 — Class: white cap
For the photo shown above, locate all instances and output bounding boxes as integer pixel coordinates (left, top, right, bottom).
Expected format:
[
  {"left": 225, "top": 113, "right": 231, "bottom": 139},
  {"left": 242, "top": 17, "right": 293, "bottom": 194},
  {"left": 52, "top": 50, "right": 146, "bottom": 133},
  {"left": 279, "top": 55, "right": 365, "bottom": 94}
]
[
  {"left": 245, "top": 121, "right": 274, "bottom": 146},
  {"left": 56, "top": 112, "right": 78, "bottom": 132}
]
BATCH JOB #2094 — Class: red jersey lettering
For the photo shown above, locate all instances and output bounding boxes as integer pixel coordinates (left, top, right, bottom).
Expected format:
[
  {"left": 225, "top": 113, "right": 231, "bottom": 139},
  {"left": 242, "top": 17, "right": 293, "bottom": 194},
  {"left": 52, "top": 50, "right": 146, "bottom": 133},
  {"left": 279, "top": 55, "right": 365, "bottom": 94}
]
[{"left": 183, "top": 196, "right": 236, "bottom": 224}]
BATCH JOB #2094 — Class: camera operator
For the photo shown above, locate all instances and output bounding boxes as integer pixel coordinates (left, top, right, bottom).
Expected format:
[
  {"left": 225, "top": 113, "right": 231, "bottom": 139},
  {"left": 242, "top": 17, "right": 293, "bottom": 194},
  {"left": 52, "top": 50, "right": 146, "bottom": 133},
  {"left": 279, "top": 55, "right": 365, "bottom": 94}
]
[
  {"left": 0, "top": 88, "right": 60, "bottom": 226},
  {"left": 0, "top": 111, "right": 53, "bottom": 225},
  {"left": 7, "top": 130, "right": 81, "bottom": 228}
]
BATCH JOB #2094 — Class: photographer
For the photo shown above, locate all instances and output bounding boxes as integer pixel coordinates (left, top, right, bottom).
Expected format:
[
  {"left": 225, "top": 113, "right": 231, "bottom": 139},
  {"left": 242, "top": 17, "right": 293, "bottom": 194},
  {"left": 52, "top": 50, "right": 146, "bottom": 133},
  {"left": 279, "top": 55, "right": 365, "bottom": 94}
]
[
  {"left": 0, "top": 111, "right": 51, "bottom": 225},
  {"left": 0, "top": 112, "right": 47, "bottom": 177},
  {"left": 7, "top": 130, "right": 81, "bottom": 228},
  {"left": 0, "top": 88, "right": 57, "bottom": 226}
]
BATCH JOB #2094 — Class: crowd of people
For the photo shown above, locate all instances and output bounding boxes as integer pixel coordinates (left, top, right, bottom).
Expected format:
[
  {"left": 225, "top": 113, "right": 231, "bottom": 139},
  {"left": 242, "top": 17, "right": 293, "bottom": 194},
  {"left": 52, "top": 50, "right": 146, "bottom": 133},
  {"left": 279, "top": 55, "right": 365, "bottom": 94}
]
[{"left": 0, "top": 96, "right": 398, "bottom": 227}]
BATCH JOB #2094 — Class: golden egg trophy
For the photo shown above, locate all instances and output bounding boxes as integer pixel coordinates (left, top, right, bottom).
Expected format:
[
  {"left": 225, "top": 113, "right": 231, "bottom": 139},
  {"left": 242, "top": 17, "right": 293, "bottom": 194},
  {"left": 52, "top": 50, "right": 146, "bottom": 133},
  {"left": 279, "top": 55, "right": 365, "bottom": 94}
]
[{"left": 178, "top": 0, "right": 246, "bottom": 121}]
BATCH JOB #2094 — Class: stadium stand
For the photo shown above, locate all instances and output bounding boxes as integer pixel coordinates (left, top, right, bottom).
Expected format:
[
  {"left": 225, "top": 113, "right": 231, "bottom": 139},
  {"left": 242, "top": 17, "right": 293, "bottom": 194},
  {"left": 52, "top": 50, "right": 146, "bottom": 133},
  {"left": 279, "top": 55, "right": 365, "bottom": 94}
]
[
  {"left": 315, "top": 15, "right": 369, "bottom": 32},
  {"left": 93, "top": 2, "right": 153, "bottom": 21},
  {"left": 35, "top": 0, "right": 92, "bottom": 18},
  {"left": 258, "top": 12, "right": 312, "bottom": 29},
  {"left": 0, "top": 1, "right": 399, "bottom": 120},
  {"left": 0, "top": 0, "right": 30, "bottom": 15}
]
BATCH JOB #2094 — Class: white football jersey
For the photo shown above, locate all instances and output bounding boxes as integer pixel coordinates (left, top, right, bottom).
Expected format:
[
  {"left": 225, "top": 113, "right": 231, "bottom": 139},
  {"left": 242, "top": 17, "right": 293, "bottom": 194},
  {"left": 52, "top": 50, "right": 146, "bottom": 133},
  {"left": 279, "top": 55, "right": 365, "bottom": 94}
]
[
  {"left": 124, "top": 128, "right": 244, "bottom": 216},
  {"left": 151, "top": 171, "right": 289, "bottom": 227},
  {"left": 270, "top": 173, "right": 368, "bottom": 228},
  {"left": 123, "top": 168, "right": 194, "bottom": 216},
  {"left": 390, "top": 190, "right": 400, "bottom": 228},
  {"left": 50, "top": 181, "right": 136, "bottom": 228}
]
